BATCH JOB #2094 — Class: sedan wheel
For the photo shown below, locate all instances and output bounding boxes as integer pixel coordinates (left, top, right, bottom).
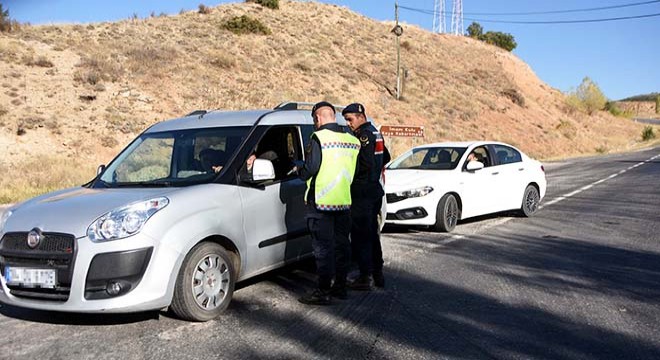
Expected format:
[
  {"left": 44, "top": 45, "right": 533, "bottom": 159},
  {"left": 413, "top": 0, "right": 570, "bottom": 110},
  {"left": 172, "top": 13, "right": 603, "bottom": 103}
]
[
  {"left": 171, "top": 242, "right": 235, "bottom": 322},
  {"left": 434, "top": 194, "right": 459, "bottom": 232},
  {"left": 520, "top": 185, "right": 540, "bottom": 217}
]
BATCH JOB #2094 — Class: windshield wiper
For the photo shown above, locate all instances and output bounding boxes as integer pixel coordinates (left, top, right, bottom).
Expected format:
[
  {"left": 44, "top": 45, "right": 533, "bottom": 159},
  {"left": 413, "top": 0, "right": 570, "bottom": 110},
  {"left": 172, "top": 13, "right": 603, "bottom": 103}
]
[{"left": 113, "top": 180, "right": 173, "bottom": 188}]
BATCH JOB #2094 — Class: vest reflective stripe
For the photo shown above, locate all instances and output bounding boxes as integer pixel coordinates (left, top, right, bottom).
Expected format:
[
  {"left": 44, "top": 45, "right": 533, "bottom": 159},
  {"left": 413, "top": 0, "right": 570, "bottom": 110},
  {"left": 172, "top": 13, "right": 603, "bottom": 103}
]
[{"left": 307, "top": 129, "right": 360, "bottom": 211}]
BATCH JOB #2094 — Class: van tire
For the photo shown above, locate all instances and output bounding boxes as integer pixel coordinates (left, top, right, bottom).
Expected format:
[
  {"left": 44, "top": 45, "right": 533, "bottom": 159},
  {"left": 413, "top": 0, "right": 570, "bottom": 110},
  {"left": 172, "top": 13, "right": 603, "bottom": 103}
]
[{"left": 170, "top": 242, "right": 235, "bottom": 322}]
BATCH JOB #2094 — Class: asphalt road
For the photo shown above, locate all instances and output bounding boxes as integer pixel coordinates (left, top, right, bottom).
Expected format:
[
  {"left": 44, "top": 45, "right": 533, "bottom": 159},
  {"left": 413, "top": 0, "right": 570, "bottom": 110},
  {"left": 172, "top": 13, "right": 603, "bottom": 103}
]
[
  {"left": 1, "top": 147, "right": 659, "bottom": 360},
  {"left": 634, "top": 118, "right": 660, "bottom": 125}
]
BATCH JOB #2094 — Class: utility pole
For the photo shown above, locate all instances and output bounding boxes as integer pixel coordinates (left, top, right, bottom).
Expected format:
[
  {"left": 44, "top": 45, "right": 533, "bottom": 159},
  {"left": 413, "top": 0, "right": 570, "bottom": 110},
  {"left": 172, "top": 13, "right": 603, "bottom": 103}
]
[{"left": 393, "top": 1, "right": 403, "bottom": 100}]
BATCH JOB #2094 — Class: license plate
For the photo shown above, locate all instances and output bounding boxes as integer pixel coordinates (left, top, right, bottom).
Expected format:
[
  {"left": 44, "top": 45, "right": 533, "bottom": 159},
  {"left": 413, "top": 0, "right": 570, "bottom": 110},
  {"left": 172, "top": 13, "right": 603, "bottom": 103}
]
[{"left": 5, "top": 267, "right": 57, "bottom": 288}]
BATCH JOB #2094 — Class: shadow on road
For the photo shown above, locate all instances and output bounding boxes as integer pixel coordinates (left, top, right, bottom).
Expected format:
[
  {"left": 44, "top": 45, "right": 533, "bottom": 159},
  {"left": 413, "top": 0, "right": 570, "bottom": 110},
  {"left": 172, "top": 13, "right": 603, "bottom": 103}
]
[{"left": 2, "top": 229, "right": 659, "bottom": 359}]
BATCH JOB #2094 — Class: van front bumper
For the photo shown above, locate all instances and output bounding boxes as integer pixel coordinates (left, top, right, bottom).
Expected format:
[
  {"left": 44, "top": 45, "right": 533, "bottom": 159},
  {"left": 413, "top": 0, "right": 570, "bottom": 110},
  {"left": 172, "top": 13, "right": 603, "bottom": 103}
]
[{"left": 0, "top": 231, "right": 180, "bottom": 313}]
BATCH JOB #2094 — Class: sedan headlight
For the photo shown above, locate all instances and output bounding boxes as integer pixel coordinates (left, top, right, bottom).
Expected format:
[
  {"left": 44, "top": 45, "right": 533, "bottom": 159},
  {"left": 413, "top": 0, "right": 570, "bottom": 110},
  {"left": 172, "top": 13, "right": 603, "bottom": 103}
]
[
  {"left": 0, "top": 209, "right": 13, "bottom": 233},
  {"left": 87, "top": 197, "right": 169, "bottom": 242},
  {"left": 396, "top": 186, "right": 434, "bottom": 199}
]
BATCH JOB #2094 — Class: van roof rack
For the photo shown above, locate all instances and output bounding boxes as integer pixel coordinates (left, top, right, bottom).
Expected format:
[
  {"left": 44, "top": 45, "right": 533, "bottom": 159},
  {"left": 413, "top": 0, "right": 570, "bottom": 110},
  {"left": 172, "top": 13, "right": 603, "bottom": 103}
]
[
  {"left": 274, "top": 101, "right": 346, "bottom": 112},
  {"left": 186, "top": 110, "right": 208, "bottom": 117}
]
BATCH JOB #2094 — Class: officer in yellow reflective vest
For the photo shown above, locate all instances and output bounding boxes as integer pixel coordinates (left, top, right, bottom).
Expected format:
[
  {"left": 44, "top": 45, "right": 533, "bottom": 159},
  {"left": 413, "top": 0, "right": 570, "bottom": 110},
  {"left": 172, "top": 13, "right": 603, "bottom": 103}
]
[{"left": 294, "top": 101, "right": 360, "bottom": 305}]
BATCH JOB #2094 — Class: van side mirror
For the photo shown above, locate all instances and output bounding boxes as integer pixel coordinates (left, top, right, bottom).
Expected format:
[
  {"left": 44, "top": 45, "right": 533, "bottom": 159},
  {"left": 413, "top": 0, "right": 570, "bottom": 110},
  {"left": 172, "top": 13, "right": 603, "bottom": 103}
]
[
  {"left": 251, "top": 159, "right": 276, "bottom": 182},
  {"left": 466, "top": 161, "right": 484, "bottom": 172},
  {"left": 97, "top": 164, "right": 106, "bottom": 176}
]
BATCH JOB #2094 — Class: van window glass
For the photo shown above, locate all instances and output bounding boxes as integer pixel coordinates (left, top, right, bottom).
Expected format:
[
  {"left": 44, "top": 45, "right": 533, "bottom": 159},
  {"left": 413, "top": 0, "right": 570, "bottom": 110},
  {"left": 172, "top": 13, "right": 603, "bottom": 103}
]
[{"left": 98, "top": 126, "right": 249, "bottom": 187}]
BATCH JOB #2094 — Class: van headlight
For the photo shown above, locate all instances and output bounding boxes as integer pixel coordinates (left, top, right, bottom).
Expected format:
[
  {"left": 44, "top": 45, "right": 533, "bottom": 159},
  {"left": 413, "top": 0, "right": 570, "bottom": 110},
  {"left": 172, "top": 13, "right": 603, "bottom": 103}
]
[
  {"left": 87, "top": 197, "right": 169, "bottom": 242},
  {"left": 0, "top": 209, "right": 13, "bottom": 233},
  {"left": 396, "top": 186, "right": 434, "bottom": 199}
]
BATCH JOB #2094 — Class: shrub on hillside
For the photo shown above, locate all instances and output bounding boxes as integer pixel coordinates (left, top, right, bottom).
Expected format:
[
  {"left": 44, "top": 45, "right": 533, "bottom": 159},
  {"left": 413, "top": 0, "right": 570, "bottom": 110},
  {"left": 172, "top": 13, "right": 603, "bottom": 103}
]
[
  {"left": 222, "top": 15, "right": 271, "bottom": 35},
  {"left": 566, "top": 77, "right": 607, "bottom": 115},
  {"left": 466, "top": 22, "right": 483, "bottom": 38},
  {"left": 0, "top": 4, "right": 13, "bottom": 32},
  {"left": 465, "top": 22, "right": 516, "bottom": 52},
  {"left": 656, "top": 95, "right": 660, "bottom": 114},
  {"left": 246, "top": 0, "right": 279, "bottom": 10},
  {"left": 198, "top": 4, "right": 212, "bottom": 14},
  {"left": 642, "top": 126, "right": 655, "bottom": 141},
  {"left": 604, "top": 101, "right": 632, "bottom": 118}
]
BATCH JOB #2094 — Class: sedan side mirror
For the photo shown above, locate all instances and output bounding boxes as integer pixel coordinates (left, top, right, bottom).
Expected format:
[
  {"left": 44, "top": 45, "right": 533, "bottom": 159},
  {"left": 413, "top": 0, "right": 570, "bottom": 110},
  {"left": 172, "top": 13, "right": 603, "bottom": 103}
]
[
  {"left": 97, "top": 164, "right": 106, "bottom": 176},
  {"left": 251, "top": 159, "right": 276, "bottom": 182},
  {"left": 466, "top": 161, "right": 484, "bottom": 172}
]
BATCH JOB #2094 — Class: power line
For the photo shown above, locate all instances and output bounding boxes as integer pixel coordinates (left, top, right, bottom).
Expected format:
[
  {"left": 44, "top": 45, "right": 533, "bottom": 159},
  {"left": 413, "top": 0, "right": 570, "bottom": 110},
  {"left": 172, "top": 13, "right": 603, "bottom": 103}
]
[
  {"left": 464, "top": 12, "right": 660, "bottom": 24},
  {"left": 399, "top": 5, "right": 660, "bottom": 24},
  {"left": 399, "top": 0, "right": 660, "bottom": 16}
]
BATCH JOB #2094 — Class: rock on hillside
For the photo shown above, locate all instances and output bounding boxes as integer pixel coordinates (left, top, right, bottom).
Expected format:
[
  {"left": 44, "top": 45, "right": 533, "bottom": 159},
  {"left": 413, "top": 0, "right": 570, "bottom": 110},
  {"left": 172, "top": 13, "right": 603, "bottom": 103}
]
[{"left": 0, "top": 0, "right": 646, "bottom": 200}]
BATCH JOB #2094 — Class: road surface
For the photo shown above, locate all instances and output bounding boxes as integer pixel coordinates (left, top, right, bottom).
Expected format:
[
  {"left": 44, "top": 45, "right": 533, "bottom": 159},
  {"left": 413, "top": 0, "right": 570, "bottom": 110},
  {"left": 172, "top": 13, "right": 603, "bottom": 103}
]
[{"left": 1, "top": 147, "right": 659, "bottom": 359}]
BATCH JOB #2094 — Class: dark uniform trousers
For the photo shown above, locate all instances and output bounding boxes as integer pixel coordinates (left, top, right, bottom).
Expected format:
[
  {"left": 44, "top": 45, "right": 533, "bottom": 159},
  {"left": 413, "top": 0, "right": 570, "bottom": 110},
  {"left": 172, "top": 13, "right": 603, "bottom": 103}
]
[
  {"left": 351, "top": 183, "right": 384, "bottom": 276},
  {"left": 306, "top": 207, "right": 351, "bottom": 290}
]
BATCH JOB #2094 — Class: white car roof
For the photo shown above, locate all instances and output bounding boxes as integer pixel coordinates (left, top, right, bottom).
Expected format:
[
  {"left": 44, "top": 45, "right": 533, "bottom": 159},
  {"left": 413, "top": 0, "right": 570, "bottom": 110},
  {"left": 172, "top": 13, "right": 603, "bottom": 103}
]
[{"left": 413, "top": 141, "right": 514, "bottom": 149}]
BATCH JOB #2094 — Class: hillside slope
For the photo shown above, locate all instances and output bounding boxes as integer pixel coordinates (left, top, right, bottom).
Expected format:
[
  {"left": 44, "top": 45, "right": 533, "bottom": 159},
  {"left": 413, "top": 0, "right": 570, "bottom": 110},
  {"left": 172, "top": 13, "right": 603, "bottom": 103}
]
[{"left": 0, "top": 0, "right": 647, "bottom": 202}]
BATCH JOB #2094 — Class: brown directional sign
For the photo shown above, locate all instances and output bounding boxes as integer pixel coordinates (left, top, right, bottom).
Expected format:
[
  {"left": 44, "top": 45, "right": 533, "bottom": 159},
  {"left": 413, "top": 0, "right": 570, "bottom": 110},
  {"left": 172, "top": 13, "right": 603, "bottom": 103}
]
[{"left": 380, "top": 125, "right": 424, "bottom": 137}]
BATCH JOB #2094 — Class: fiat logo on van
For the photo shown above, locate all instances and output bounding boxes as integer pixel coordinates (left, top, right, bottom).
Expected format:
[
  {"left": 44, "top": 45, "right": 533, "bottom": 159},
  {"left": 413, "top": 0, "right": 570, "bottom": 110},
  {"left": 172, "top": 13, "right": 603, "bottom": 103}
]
[{"left": 27, "top": 229, "right": 42, "bottom": 249}]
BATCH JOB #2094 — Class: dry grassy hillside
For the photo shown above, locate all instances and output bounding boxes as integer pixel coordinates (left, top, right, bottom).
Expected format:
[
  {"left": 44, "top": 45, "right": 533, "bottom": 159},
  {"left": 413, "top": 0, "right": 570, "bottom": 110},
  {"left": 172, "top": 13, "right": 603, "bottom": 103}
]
[{"left": 0, "top": 0, "right": 649, "bottom": 203}]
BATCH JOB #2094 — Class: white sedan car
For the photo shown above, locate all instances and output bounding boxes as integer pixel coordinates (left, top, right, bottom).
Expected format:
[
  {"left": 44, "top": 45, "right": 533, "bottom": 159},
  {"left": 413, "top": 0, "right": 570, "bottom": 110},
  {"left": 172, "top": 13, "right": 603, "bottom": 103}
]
[{"left": 384, "top": 141, "right": 546, "bottom": 232}]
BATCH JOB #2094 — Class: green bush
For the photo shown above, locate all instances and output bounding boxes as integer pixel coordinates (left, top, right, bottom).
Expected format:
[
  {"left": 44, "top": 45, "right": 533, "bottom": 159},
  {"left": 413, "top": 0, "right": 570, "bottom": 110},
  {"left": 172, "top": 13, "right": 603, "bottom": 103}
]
[
  {"left": 465, "top": 22, "right": 516, "bottom": 52},
  {"left": 0, "top": 4, "right": 12, "bottom": 32},
  {"left": 642, "top": 126, "right": 655, "bottom": 141},
  {"left": 246, "top": 0, "right": 279, "bottom": 10},
  {"left": 222, "top": 15, "right": 271, "bottom": 35},
  {"left": 656, "top": 95, "right": 660, "bottom": 114},
  {"left": 466, "top": 22, "right": 483, "bottom": 38},
  {"left": 198, "top": 4, "right": 212, "bottom": 14},
  {"left": 566, "top": 77, "right": 607, "bottom": 115},
  {"left": 479, "top": 31, "right": 517, "bottom": 52},
  {"left": 604, "top": 101, "right": 632, "bottom": 118}
]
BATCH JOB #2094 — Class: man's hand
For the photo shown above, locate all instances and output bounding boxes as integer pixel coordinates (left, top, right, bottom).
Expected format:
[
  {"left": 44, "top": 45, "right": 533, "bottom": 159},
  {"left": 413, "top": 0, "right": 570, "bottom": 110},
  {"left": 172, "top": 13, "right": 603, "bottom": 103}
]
[{"left": 288, "top": 160, "right": 305, "bottom": 175}]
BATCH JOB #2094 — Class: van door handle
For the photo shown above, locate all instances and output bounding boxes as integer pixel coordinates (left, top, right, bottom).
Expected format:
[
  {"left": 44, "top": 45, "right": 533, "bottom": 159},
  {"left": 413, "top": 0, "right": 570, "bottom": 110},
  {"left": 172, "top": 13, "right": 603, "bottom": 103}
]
[
  {"left": 518, "top": 168, "right": 525, "bottom": 171},
  {"left": 491, "top": 172, "right": 499, "bottom": 175}
]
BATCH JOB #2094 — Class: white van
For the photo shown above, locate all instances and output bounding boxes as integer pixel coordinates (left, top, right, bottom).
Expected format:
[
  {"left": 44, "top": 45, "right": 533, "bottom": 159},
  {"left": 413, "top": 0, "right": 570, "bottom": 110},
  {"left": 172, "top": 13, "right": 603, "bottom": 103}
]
[{"left": 0, "top": 102, "right": 385, "bottom": 321}]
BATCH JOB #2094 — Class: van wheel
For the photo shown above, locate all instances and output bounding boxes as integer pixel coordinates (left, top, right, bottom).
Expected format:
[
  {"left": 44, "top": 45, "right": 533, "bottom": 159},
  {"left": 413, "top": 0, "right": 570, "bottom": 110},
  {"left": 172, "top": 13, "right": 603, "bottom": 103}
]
[
  {"left": 434, "top": 194, "right": 459, "bottom": 232},
  {"left": 171, "top": 242, "right": 235, "bottom": 322}
]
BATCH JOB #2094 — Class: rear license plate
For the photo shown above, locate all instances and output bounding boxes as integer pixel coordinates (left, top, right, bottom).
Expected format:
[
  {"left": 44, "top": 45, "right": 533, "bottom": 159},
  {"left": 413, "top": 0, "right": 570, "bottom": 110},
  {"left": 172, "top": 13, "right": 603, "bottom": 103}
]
[{"left": 5, "top": 267, "right": 57, "bottom": 288}]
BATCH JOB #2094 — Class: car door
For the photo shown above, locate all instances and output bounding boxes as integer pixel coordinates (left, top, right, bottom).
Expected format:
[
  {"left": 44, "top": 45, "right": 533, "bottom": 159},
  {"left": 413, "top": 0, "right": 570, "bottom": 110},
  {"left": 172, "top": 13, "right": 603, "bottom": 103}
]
[
  {"left": 491, "top": 144, "right": 526, "bottom": 211},
  {"left": 238, "top": 126, "right": 310, "bottom": 275},
  {"left": 459, "top": 146, "right": 501, "bottom": 218}
]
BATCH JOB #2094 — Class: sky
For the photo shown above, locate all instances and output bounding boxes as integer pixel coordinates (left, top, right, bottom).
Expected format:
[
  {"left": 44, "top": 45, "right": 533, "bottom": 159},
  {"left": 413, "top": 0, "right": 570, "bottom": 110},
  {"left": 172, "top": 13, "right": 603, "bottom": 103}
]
[{"left": 3, "top": 0, "right": 659, "bottom": 100}]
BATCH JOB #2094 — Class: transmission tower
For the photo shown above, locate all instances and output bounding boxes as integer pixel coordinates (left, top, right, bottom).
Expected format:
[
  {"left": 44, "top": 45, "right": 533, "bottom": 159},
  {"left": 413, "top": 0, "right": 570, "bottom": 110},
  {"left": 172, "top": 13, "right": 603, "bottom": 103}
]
[
  {"left": 451, "top": 0, "right": 464, "bottom": 35},
  {"left": 432, "top": 0, "right": 446, "bottom": 33}
]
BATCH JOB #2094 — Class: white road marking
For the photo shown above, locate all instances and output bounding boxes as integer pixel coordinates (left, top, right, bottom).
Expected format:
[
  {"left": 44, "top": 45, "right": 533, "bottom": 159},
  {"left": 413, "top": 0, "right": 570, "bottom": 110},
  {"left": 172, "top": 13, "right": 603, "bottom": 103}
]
[
  {"left": 539, "top": 152, "right": 659, "bottom": 210},
  {"left": 402, "top": 152, "right": 659, "bottom": 250}
]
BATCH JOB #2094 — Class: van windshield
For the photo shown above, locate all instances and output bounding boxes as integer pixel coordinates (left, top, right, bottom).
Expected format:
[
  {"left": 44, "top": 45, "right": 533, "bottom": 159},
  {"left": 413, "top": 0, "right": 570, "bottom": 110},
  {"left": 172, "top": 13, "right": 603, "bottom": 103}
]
[{"left": 96, "top": 126, "right": 249, "bottom": 188}]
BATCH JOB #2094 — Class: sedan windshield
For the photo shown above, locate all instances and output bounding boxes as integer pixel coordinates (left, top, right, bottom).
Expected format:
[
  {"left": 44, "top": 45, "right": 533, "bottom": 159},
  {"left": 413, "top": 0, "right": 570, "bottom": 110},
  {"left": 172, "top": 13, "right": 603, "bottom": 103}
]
[
  {"left": 388, "top": 147, "right": 466, "bottom": 170},
  {"left": 96, "top": 126, "right": 249, "bottom": 187}
]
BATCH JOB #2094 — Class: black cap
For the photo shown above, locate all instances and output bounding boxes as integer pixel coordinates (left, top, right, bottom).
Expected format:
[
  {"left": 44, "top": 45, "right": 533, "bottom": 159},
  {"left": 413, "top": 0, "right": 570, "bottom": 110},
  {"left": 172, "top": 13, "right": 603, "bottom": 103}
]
[
  {"left": 341, "top": 103, "right": 365, "bottom": 116},
  {"left": 311, "top": 101, "right": 335, "bottom": 116}
]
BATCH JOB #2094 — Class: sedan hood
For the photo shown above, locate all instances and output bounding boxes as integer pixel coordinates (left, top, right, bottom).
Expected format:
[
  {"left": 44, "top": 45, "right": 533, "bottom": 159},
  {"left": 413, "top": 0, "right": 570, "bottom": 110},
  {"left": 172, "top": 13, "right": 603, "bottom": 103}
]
[
  {"left": 385, "top": 169, "right": 455, "bottom": 192},
  {"left": 3, "top": 187, "right": 177, "bottom": 238}
]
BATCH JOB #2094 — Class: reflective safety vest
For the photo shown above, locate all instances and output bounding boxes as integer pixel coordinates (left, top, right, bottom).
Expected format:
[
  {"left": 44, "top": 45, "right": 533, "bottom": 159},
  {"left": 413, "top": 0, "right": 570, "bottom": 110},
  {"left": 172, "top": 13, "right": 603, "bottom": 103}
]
[{"left": 307, "top": 129, "right": 360, "bottom": 211}]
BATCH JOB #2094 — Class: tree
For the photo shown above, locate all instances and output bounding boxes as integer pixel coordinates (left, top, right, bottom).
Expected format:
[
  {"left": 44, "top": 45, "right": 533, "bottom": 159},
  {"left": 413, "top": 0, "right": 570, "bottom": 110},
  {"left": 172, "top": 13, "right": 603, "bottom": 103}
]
[
  {"left": 466, "top": 22, "right": 483, "bottom": 38},
  {"left": 480, "top": 31, "right": 517, "bottom": 52},
  {"left": 0, "top": 4, "right": 11, "bottom": 32},
  {"left": 570, "top": 77, "right": 607, "bottom": 115},
  {"left": 465, "top": 22, "right": 517, "bottom": 52}
]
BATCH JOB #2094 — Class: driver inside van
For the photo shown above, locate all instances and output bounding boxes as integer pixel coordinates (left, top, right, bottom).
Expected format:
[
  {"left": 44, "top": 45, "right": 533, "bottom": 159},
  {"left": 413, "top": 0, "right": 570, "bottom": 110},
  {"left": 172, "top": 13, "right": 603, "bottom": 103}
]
[{"left": 200, "top": 149, "right": 225, "bottom": 173}]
